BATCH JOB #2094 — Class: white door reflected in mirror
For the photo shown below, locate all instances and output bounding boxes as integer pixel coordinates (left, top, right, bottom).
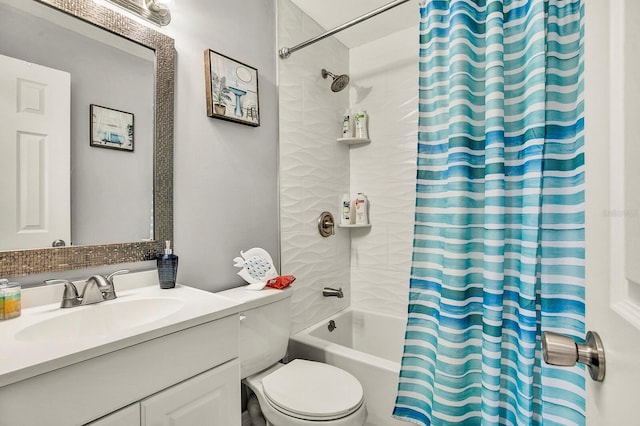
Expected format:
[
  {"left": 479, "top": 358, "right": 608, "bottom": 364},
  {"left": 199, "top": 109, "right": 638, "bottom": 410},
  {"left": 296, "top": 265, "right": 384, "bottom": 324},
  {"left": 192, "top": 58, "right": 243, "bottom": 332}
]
[{"left": 0, "top": 54, "right": 70, "bottom": 250}]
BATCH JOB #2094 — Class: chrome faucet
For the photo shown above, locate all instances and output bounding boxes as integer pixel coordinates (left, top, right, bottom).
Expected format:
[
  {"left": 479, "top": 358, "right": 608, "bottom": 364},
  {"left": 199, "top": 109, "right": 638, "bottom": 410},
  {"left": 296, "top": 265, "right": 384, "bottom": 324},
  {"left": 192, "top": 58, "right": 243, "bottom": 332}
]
[
  {"left": 45, "top": 269, "right": 129, "bottom": 308},
  {"left": 322, "top": 287, "right": 344, "bottom": 298}
]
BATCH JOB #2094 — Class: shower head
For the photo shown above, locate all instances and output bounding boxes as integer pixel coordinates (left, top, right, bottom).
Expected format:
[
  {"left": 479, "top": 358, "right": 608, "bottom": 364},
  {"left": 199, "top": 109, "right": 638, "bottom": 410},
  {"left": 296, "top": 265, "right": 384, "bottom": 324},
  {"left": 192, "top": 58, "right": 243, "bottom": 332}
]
[{"left": 321, "top": 68, "right": 350, "bottom": 92}]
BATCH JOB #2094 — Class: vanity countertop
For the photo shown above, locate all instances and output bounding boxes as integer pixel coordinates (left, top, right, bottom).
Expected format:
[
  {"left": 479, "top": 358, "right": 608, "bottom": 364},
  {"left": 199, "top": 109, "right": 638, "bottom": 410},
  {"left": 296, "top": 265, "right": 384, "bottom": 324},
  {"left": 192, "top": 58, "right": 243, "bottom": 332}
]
[{"left": 0, "top": 280, "right": 243, "bottom": 387}]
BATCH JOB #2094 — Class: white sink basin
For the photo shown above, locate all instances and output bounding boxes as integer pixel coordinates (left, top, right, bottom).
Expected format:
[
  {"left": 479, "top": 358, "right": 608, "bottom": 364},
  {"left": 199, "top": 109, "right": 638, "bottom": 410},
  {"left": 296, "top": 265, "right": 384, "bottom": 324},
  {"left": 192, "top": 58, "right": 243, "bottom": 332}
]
[
  {"left": 15, "top": 297, "right": 184, "bottom": 342},
  {"left": 0, "top": 279, "right": 243, "bottom": 389}
]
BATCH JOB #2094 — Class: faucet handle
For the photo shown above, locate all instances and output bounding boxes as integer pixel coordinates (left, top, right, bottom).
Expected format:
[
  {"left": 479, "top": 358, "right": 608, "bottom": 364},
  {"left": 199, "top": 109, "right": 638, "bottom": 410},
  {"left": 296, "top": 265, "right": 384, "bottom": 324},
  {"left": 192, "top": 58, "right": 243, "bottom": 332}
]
[
  {"left": 44, "top": 278, "right": 69, "bottom": 285},
  {"left": 90, "top": 269, "right": 128, "bottom": 301},
  {"left": 106, "top": 269, "right": 129, "bottom": 284},
  {"left": 45, "top": 279, "right": 78, "bottom": 296},
  {"left": 45, "top": 279, "right": 80, "bottom": 308}
]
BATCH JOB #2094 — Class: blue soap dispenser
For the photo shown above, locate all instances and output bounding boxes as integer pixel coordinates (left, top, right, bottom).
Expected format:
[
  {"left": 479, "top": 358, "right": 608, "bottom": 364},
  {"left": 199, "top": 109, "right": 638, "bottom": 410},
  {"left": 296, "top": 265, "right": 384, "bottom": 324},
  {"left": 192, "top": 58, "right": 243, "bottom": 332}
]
[{"left": 157, "top": 240, "right": 178, "bottom": 289}]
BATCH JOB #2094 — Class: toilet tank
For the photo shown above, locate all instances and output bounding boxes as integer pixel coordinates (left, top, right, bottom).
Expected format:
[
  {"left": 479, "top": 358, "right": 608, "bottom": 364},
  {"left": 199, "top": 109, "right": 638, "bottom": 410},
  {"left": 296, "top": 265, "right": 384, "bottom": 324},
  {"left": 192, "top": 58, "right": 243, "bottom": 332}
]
[{"left": 217, "top": 286, "right": 292, "bottom": 378}]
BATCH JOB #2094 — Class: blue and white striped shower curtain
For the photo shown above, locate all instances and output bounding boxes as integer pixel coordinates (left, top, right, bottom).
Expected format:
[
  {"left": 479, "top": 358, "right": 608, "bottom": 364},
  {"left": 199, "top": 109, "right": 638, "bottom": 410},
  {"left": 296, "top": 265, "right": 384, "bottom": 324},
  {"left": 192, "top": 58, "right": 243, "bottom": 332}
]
[{"left": 394, "top": 0, "right": 585, "bottom": 425}]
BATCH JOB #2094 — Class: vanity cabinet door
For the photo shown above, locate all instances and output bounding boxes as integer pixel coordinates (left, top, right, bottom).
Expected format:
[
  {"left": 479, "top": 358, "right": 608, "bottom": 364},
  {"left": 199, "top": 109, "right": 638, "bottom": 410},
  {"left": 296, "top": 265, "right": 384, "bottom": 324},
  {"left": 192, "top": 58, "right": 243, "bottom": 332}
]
[
  {"left": 86, "top": 404, "right": 140, "bottom": 426},
  {"left": 141, "top": 359, "right": 240, "bottom": 426}
]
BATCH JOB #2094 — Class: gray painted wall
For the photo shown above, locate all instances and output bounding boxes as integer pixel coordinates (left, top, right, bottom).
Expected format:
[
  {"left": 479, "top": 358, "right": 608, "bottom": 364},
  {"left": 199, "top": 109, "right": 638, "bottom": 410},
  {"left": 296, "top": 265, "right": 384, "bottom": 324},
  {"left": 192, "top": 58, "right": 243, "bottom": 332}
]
[{"left": 166, "top": 0, "right": 279, "bottom": 292}]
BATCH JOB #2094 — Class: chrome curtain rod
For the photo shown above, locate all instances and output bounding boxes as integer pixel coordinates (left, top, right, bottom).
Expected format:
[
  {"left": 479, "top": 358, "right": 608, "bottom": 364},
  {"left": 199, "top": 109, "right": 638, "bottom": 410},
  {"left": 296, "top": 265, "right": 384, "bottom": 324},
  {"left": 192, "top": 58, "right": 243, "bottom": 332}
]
[{"left": 279, "top": 0, "right": 412, "bottom": 59}]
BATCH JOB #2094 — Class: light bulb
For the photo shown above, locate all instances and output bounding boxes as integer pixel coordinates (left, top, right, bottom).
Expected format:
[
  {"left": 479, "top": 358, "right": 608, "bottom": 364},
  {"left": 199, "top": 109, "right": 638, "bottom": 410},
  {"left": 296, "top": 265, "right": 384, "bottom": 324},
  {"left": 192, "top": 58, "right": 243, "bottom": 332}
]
[{"left": 144, "top": 0, "right": 171, "bottom": 14}]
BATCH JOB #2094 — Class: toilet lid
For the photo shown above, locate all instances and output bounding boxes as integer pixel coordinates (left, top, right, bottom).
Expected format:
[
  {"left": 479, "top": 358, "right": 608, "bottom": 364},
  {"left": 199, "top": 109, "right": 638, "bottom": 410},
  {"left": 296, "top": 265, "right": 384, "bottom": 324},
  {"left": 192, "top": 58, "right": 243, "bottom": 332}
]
[{"left": 262, "top": 359, "right": 364, "bottom": 420}]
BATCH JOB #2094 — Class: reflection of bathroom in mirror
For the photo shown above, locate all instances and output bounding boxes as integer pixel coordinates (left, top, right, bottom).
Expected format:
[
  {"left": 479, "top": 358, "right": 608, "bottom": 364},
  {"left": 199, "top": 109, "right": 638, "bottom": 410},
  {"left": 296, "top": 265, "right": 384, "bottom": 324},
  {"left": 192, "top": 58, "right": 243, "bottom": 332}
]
[
  {"left": 0, "top": 0, "right": 174, "bottom": 277},
  {"left": 0, "top": 0, "right": 154, "bottom": 250}
]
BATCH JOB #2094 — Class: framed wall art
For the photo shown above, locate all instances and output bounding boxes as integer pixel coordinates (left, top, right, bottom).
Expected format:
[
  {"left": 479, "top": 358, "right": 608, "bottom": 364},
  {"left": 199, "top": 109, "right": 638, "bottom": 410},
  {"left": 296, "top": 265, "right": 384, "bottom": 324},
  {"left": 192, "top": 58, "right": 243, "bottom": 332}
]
[
  {"left": 204, "top": 49, "right": 260, "bottom": 127},
  {"left": 90, "top": 104, "right": 134, "bottom": 151}
]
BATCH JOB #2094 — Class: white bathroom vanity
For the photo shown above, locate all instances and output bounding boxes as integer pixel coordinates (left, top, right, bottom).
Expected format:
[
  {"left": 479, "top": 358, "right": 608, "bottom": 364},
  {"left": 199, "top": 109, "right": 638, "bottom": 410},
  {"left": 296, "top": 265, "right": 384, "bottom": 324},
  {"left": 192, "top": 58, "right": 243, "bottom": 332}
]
[{"left": 0, "top": 271, "right": 243, "bottom": 426}]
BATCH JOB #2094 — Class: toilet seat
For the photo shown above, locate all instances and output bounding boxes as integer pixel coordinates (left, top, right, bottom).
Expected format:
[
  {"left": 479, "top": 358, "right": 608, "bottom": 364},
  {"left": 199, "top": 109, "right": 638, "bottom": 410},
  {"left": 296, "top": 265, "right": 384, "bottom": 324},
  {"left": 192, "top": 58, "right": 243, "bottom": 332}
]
[{"left": 261, "top": 359, "right": 364, "bottom": 421}]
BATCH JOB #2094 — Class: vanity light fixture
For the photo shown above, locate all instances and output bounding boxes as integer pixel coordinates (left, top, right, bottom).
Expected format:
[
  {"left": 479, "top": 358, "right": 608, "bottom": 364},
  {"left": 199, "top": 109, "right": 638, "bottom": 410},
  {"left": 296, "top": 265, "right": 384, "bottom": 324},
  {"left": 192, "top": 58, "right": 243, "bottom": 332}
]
[
  {"left": 144, "top": 0, "right": 171, "bottom": 18},
  {"left": 99, "top": 0, "right": 172, "bottom": 26}
]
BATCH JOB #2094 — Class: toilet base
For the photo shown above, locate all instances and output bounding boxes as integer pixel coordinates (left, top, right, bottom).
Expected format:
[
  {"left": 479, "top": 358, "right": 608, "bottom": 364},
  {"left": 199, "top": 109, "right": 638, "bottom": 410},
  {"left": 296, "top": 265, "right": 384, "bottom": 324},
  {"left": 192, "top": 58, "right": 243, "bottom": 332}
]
[{"left": 244, "top": 363, "right": 367, "bottom": 426}]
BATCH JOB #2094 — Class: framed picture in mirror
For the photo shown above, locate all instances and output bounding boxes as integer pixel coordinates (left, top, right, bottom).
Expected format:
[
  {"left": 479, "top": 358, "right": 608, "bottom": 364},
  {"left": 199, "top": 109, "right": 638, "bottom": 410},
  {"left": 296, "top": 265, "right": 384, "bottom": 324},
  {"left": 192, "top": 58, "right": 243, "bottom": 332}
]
[
  {"left": 90, "top": 104, "right": 135, "bottom": 151},
  {"left": 204, "top": 49, "right": 260, "bottom": 127}
]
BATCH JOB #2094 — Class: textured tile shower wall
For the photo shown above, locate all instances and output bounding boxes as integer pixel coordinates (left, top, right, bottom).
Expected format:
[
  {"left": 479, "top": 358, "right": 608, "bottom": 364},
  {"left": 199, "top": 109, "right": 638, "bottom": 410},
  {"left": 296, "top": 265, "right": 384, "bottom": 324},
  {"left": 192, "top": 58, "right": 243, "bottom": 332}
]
[
  {"left": 348, "top": 27, "right": 419, "bottom": 318},
  {"left": 278, "top": 1, "right": 419, "bottom": 329},
  {"left": 278, "top": 0, "right": 351, "bottom": 333}
]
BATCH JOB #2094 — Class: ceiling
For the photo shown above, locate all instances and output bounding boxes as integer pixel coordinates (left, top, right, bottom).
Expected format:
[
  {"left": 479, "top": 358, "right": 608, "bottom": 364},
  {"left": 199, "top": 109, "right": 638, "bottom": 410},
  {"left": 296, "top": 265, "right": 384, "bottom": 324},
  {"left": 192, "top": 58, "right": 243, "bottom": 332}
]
[{"left": 288, "top": 0, "right": 419, "bottom": 49}]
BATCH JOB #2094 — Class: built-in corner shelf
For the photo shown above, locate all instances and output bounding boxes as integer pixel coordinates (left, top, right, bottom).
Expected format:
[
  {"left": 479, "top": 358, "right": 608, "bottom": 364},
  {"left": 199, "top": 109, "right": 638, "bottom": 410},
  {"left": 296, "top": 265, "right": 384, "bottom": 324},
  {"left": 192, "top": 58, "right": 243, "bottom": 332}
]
[
  {"left": 338, "top": 223, "right": 371, "bottom": 228},
  {"left": 337, "top": 137, "right": 370, "bottom": 146}
]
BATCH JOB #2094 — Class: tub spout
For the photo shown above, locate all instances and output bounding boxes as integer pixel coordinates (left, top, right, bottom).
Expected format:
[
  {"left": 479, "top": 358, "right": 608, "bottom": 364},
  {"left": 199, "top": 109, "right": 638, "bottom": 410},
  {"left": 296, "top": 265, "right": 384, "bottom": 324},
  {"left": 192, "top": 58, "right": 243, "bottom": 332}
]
[{"left": 323, "top": 287, "right": 343, "bottom": 298}]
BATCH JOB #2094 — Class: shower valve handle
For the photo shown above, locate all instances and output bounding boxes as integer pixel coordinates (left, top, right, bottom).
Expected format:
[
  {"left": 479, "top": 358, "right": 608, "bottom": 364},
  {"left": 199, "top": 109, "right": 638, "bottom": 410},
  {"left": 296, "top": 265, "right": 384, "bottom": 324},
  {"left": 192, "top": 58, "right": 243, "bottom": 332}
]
[{"left": 318, "top": 211, "right": 335, "bottom": 237}]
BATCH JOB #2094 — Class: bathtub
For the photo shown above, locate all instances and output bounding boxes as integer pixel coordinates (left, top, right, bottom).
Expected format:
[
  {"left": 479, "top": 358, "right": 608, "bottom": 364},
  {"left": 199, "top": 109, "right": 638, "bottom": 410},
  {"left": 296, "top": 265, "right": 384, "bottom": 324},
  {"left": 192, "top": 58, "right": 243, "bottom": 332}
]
[{"left": 288, "top": 308, "right": 408, "bottom": 426}]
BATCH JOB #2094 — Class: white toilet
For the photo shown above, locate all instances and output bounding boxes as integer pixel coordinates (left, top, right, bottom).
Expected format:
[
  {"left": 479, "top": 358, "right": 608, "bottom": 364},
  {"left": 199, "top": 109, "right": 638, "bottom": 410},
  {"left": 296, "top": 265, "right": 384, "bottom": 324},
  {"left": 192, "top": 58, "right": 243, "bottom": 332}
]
[{"left": 219, "top": 286, "right": 367, "bottom": 426}]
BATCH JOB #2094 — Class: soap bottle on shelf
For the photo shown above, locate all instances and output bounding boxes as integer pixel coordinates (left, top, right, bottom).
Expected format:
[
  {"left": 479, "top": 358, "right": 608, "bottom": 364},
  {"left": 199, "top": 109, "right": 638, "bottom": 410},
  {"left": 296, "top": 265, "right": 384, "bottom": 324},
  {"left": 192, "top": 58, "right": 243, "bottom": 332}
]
[
  {"left": 340, "top": 193, "right": 352, "bottom": 225},
  {"left": 355, "top": 193, "right": 369, "bottom": 225},
  {"left": 354, "top": 110, "right": 369, "bottom": 140},
  {"left": 157, "top": 240, "right": 178, "bottom": 289},
  {"left": 342, "top": 109, "right": 353, "bottom": 138}
]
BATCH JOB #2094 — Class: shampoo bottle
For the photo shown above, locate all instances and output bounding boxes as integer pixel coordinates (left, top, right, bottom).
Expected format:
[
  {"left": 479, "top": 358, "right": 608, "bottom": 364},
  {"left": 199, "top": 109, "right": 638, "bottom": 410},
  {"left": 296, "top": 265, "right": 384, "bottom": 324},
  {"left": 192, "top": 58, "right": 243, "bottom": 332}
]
[
  {"left": 157, "top": 240, "right": 178, "bottom": 289},
  {"left": 355, "top": 193, "right": 369, "bottom": 225},
  {"left": 341, "top": 193, "right": 352, "bottom": 225},
  {"left": 342, "top": 109, "right": 353, "bottom": 137},
  {"left": 355, "top": 110, "right": 369, "bottom": 139}
]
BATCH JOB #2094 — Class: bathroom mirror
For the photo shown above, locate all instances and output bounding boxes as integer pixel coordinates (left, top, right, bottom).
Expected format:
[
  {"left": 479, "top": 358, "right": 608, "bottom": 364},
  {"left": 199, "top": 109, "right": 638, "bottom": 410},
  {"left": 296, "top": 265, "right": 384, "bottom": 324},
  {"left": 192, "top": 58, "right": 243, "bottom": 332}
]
[{"left": 0, "top": 0, "right": 174, "bottom": 277}]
